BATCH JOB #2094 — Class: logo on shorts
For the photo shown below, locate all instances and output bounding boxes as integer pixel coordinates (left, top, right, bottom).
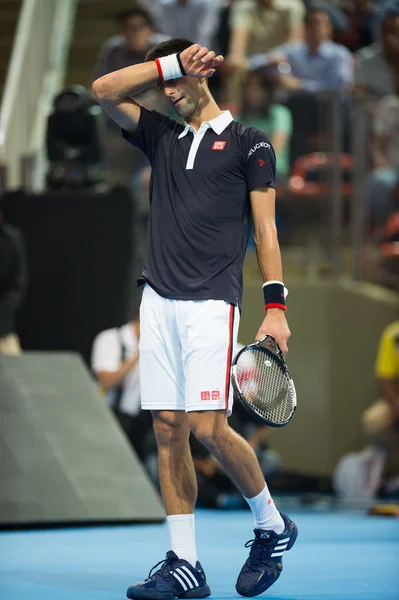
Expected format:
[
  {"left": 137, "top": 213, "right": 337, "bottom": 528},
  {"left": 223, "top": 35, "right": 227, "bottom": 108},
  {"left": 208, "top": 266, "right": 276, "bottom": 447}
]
[
  {"left": 258, "top": 159, "right": 266, "bottom": 166},
  {"left": 201, "top": 391, "right": 211, "bottom": 400},
  {"left": 212, "top": 141, "right": 226, "bottom": 150},
  {"left": 212, "top": 391, "right": 220, "bottom": 400}
]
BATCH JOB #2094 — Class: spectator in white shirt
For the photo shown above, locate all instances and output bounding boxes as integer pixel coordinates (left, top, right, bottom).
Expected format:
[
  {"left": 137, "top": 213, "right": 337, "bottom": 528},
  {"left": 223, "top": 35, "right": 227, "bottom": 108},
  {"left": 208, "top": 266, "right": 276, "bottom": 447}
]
[
  {"left": 368, "top": 77, "right": 399, "bottom": 226},
  {"left": 91, "top": 311, "right": 151, "bottom": 460}
]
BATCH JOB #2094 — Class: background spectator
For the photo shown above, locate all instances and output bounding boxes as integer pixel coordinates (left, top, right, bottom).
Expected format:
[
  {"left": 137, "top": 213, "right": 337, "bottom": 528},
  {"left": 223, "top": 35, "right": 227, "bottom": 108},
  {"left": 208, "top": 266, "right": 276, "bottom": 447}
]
[
  {"left": 238, "top": 70, "right": 292, "bottom": 181},
  {"left": 334, "top": 0, "right": 378, "bottom": 52},
  {"left": 334, "top": 318, "right": 399, "bottom": 506},
  {"left": 0, "top": 198, "right": 27, "bottom": 356},
  {"left": 141, "top": 0, "right": 224, "bottom": 50},
  {"left": 224, "top": 0, "right": 305, "bottom": 105},
  {"left": 92, "top": 7, "right": 168, "bottom": 188},
  {"left": 91, "top": 309, "right": 152, "bottom": 461},
  {"left": 250, "top": 6, "right": 353, "bottom": 162},
  {"left": 368, "top": 74, "right": 399, "bottom": 226},
  {"left": 227, "top": 0, "right": 305, "bottom": 66},
  {"left": 250, "top": 7, "right": 352, "bottom": 96},
  {"left": 92, "top": 7, "right": 168, "bottom": 82},
  {"left": 355, "top": 3, "right": 399, "bottom": 103}
]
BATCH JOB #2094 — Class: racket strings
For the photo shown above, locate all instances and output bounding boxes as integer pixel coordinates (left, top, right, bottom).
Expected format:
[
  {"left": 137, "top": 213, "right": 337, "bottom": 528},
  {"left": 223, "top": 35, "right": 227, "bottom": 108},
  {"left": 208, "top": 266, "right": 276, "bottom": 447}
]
[{"left": 235, "top": 348, "right": 294, "bottom": 424}]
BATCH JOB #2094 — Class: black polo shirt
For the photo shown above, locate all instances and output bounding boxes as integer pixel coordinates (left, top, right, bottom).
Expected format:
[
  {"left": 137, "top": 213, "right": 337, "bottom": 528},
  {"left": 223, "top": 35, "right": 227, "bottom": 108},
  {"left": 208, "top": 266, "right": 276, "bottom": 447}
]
[{"left": 123, "top": 107, "right": 276, "bottom": 306}]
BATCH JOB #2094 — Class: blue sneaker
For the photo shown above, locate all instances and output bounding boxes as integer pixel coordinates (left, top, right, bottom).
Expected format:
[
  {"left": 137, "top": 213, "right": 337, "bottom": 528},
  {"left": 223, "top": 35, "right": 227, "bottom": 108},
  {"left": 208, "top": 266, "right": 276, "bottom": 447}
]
[
  {"left": 126, "top": 550, "right": 211, "bottom": 600},
  {"left": 236, "top": 513, "right": 298, "bottom": 597}
]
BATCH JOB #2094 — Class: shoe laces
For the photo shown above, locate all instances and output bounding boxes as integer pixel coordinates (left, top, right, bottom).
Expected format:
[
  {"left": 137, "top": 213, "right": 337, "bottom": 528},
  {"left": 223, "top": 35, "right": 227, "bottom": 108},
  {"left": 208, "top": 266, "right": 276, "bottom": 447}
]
[
  {"left": 148, "top": 552, "right": 180, "bottom": 580},
  {"left": 244, "top": 533, "right": 274, "bottom": 571}
]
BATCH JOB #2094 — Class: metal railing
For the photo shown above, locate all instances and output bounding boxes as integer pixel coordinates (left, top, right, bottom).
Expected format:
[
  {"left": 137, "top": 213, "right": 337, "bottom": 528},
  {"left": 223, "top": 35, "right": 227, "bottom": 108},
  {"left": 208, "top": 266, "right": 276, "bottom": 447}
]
[{"left": 0, "top": 0, "right": 77, "bottom": 190}]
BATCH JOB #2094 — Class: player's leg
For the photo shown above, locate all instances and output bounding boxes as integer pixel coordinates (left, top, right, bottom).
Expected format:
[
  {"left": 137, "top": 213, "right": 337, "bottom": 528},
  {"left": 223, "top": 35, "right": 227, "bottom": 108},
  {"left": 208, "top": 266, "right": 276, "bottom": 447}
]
[
  {"left": 182, "top": 299, "right": 297, "bottom": 597},
  {"left": 126, "top": 285, "right": 210, "bottom": 600},
  {"left": 152, "top": 409, "right": 198, "bottom": 562}
]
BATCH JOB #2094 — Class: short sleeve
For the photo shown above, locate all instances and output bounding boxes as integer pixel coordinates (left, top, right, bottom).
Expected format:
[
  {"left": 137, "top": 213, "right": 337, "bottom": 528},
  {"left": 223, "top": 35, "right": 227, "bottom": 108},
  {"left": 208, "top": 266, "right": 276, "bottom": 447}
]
[
  {"left": 243, "top": 128, "right": 276, "bottom": 192},
  {"left": 91, "top": 330, "right": 120, "bottom": 373},
  {"left": 287, "top": 0, "right": 305, "bottom": 26},
  {"left": 375, "top": 325, "right": 398, "bottom": 379},
  {"left": 229, "top": 0, "right": 255, "bottom": 29},
  {"left": 122, "top": 106, "right": 179, "bottom": 165}
]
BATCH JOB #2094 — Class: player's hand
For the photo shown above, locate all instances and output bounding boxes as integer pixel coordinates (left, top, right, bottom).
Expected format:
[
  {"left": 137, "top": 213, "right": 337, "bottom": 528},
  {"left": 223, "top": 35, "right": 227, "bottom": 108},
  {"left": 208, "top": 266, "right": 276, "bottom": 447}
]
[
  {"left": 179, "top": 44, "right": 224, "bottom": 79},
  {"left": 255, "top": 309, "right": 290, "bottom": 354}
]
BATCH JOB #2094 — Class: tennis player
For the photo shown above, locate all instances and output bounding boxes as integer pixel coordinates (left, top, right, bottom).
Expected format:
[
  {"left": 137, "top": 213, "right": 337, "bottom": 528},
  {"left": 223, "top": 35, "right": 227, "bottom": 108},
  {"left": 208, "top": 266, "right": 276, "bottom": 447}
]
[{"left": 93, "top": 38, "right": 297, "bottom": 599}]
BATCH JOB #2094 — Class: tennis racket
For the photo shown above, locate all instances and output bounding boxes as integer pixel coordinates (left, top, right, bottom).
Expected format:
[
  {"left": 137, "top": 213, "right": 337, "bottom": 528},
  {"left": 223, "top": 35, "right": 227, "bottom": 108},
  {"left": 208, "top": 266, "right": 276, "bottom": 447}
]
[{"left": 231, "top": 335, "right": 296, "bottom": 427}]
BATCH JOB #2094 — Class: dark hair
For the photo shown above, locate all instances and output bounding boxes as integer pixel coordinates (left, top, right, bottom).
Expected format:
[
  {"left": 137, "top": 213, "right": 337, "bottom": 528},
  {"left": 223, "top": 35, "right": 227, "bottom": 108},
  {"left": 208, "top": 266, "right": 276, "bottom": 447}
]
[
  {"left": 117, "top": 7, "right": 152, "bottom": 28},
  {"left": 145, "top": 38, "right": 193, "bottom": 63},
  {"left": 304, "top": 4, "right": 332, "bottom": 25},
  {"left": 382, "top": 1, "right": 399, "bottom": 20},
  {"left": 241, "top": 70, "right": 275, "bottom": 120}
]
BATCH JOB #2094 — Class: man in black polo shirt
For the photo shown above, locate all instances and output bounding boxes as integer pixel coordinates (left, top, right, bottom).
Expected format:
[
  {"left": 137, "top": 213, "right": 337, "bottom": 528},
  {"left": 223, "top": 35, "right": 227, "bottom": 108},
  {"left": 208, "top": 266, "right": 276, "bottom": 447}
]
[{"left": 93, "top": 38, "right": 297, "bottom": 600}]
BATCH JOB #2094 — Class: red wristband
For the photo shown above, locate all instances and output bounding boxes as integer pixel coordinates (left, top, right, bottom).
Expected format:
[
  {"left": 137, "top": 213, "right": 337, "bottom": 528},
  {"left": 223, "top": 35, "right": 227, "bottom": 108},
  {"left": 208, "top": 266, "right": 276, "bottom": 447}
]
[
  {"left": 264, "top": 303, "right": 287, "bottom": 311},
  {"left": 155, "top": 58, "right": 164, "bottom": 82}
]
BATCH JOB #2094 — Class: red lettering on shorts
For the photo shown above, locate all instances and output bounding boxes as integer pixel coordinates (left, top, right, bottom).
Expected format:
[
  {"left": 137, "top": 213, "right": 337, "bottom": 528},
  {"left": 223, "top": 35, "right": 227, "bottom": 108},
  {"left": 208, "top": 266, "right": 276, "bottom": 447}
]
[
  {"left": 201, "top": 391, "right": 211, "bottom": 401},
  {"left": 212, "top": 391, "right": 220, "bottom": 400},
  {"left": 212, "top": 141, "right": 226, "bottom": 150},
  {"left": 258, "top": 159, "right": 266, "bottom": 166}
]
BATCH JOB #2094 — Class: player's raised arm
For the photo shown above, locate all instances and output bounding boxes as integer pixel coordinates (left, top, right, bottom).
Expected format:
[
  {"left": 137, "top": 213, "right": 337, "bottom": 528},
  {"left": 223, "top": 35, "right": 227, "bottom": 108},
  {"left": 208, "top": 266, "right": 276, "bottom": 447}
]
[
  {"left": 92, "top": 43, "right": 223, "bottom": 133},
  {"left": 92, "top": 62, "right": 159, "bottom": 133}
]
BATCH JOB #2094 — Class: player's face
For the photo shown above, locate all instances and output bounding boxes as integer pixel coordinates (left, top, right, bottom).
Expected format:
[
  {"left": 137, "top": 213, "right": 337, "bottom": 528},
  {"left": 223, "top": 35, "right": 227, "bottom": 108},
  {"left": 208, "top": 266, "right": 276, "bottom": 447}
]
[{"left": 161, "top": 77, "right": 203, "bottom": 118}]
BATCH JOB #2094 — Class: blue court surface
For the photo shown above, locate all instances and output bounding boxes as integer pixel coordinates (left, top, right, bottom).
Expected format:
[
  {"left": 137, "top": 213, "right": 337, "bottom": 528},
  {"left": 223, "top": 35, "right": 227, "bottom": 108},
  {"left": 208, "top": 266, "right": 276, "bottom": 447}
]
[{"left": 1, "top": 508, "right": 398, "bottom": 600}]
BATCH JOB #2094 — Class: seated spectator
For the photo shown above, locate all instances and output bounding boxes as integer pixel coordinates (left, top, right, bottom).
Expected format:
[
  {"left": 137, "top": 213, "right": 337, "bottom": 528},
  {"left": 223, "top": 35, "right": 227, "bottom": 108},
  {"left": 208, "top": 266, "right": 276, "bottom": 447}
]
[
  {"left": 92, "top": 8, "right": 168, "bottom": 82},
  {"left": 250, "top": 7, "right": 352, "bottom": 96},
  {"left": 141, "top": 0, "right": 224, "bottom": 50},
  {"left": 362, "top": 320, "right": 399, "bottom": 495},
  {"left": 227, "top": 0, "right": 305, "bottom": 66},
  {"left": 368, "top": 74, "right": 399, "bottom": 226},
  {"left": 355, "top": 3, "right": 399, "bottom": 103},
  {"left": 92, "top": 7, "right": 168, "bottom": 188},
  {"left": 238, "top": 70, "right": 292, "bottom": 181},
  {"left": 224, "top": 0, "right": 305, "bottom": 105},
  {"left": 91, "top": 309, "right": 152, "bottom": 460},
  {"left": 334, "top": 0, "right": 378, "bottom": 52},
  {"left": 334, "top": 319, "right": 399, "bottom": 505},
  {"left": 0, "top": 198, "right": 27, "bottom": 355},
  {"left": 250, "top": 6, "right": 353, "bottom": 162}
]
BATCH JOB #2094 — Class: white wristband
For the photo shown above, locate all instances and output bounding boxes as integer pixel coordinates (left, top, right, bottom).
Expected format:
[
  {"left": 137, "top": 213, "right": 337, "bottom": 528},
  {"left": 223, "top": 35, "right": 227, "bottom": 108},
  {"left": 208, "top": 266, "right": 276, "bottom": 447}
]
[
  {"left": 156, "top": 54, "right": 185, "bottom": 81},
  {"left": 262, "top": 280, "right": 288, "bottom": 299}
]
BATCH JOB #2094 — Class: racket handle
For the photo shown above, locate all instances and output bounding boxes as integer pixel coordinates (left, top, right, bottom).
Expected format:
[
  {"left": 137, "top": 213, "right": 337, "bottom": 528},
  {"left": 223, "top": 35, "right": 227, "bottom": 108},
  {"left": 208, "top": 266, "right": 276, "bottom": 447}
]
[{"left": 258, "top": 335, "right": 280, "bottom": 354}]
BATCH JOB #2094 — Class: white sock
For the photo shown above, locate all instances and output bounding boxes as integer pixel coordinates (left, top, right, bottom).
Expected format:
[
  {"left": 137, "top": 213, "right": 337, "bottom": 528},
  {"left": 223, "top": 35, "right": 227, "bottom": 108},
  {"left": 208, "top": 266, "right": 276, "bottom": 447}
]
[
  {"left": 167, "top": 514, "right": 197, "bottom": 566},
  {"left": 244, "top": 483, "right": 285, "bottom": 534}
]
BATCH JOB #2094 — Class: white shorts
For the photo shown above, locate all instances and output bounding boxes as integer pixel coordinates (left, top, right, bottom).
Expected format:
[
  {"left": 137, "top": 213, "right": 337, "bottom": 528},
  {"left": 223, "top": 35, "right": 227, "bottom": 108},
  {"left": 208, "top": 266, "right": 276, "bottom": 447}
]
[{"left": 139, "top": 284, "right": 240, "bottom": 414}]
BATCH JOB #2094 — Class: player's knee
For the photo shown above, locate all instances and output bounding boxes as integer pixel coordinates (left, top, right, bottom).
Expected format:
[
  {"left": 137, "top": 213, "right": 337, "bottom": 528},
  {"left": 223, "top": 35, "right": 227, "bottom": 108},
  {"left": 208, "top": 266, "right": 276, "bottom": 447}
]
[
  {"left": 152, "top": 410, "right": 188, "bottom": 447},
  {"left": 188, "top": 413, "right": 227, "bottom": 449}
]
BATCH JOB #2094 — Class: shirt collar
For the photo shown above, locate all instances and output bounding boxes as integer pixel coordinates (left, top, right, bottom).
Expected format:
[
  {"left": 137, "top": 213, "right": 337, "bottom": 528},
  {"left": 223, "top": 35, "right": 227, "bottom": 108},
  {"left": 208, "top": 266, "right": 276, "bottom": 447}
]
[
  {"left": 307, "top": 41, "right": 332, "bottom": 57},
  {"left": 178, "top": 110, "right": 233, "bottom": 139}
]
